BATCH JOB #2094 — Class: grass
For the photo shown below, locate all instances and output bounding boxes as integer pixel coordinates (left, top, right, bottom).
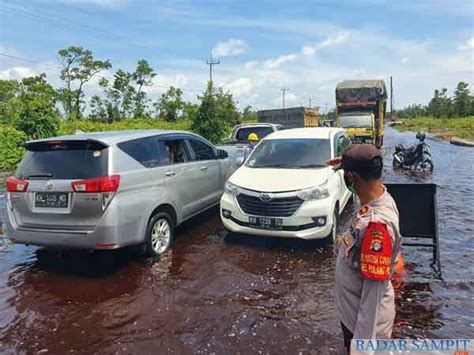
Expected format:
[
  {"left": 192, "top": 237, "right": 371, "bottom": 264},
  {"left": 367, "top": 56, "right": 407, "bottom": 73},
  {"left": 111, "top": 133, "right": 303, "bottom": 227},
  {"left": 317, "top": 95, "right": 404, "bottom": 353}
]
[{"left": 396, "top": 116, "right": 474, "bottom": 140}]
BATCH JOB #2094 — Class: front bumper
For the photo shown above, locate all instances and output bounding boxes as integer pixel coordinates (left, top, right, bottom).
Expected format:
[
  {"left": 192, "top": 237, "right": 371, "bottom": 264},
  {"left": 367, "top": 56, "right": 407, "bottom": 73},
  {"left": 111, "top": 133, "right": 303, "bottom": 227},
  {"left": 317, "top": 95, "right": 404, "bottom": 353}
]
[{"left": 220, "top": 192, "right": 334, "bottom": 240}]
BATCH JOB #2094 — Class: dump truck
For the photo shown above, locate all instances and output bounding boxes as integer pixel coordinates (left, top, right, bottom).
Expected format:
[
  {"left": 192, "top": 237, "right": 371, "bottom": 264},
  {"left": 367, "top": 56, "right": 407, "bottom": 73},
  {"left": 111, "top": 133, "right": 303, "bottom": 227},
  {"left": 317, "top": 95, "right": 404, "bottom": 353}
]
[
  {"left": 335, "top": 80, "right": 387, "bottom": 147},
  {"left": 257, "top": 107, "right": 319, "bottom": 129}
]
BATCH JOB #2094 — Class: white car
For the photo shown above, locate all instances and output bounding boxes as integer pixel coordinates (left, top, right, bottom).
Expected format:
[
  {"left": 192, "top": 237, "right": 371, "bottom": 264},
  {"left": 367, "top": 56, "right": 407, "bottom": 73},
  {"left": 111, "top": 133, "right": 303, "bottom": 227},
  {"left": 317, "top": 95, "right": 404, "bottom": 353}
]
[{"left": 220, "top": 127, "right": 352, "bottom": 241}]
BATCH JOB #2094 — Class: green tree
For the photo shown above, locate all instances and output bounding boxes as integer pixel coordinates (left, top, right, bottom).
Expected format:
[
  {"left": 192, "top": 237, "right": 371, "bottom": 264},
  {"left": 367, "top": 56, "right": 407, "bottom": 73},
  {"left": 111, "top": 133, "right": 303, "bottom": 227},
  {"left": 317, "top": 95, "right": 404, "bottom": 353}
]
[
  {"left": 154, "top": 86, "right": 184, "bottom": 121},
  {"left": 132, "top": 59, "right": 156, "bottom": 118},
  {"left": 453, "top": 81, "right": 471, "bottom": 117},
  {"left": 240, "top": 105, "right": 257, "bottom": 122},
  {"left": 9, "top": 74, "right": 60, "bottom": 139},
  {"left": 192, "top": 82, "right": 239, "bottom": 143},
  {"left": 97, "top": 69, "right": 136, "bottom": 120},
  {"left": 183, "top": 102, "right": 199, "bottom": 121},
  {"left": 58, "top": 46, "right": 111, "bottom": 119},
  {"left": 0, "top": 79, "right": 20, "bottom": 123}
]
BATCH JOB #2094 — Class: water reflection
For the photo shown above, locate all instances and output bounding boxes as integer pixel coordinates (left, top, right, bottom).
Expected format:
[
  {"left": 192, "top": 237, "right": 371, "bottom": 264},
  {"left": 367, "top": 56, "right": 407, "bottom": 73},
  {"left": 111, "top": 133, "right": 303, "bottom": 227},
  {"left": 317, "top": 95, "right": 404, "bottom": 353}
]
[{"left": 0, "top": 127, "right": 473, "bottom": 352}]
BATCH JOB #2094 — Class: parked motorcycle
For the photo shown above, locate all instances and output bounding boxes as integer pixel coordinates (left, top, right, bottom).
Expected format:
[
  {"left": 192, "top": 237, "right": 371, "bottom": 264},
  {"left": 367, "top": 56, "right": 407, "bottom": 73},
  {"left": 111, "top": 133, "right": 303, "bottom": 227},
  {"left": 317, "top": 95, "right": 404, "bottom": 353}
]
[{"left": 393, "top": 132, "right": 434, "bottom": 172}]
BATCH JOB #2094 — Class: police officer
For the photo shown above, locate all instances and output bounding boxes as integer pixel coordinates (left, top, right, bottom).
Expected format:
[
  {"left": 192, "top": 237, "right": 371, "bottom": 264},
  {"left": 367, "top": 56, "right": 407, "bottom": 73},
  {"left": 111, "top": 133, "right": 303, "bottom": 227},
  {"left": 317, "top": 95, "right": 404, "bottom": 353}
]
[
  {"left": 243, "top": 132, "right": 259, "bottom": 161},
  {"left": 327, "top": 144, "right": 402, "bottom": 353}
]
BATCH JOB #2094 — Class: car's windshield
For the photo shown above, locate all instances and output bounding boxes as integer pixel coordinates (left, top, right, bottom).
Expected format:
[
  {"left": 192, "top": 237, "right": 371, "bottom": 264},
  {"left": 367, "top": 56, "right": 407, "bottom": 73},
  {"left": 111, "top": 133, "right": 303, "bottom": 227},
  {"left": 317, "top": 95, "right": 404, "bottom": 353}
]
[
  {"left": 245, "top": 138, "right": 330, "bottom": 169},
  {"left": 339, "top": 114, "right": 372, "bottom": 128},
  {"left": 235, "top": 126, "right": 274, "bottom": 142}
]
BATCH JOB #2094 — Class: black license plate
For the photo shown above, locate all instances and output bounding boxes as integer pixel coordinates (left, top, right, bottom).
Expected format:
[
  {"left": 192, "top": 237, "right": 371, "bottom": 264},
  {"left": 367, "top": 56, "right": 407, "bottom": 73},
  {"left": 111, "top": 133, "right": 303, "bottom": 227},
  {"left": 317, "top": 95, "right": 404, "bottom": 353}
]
[
  {"left": 35, "top": 192, "right": 69, "bottom": 208},
  {"left": 248, "top": 216, "right": 283, "bottom": 230}
]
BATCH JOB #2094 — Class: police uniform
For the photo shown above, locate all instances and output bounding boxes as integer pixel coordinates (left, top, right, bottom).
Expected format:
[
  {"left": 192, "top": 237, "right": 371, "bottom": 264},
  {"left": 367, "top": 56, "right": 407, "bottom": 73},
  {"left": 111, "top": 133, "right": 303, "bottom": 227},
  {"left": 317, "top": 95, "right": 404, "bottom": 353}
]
[{"left": 333, "top": 145, "right": 402, "bottom": 345}]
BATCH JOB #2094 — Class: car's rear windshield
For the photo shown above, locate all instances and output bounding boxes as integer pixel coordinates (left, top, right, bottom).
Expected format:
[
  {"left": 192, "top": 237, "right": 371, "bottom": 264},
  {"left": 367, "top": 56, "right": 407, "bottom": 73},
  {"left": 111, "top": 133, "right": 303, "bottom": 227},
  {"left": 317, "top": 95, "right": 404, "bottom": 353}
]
[
  {"left": 235, "top": 126, "right": 274, "bottom": 142},
  {"left": 246, "top": 138, "right": 330, "bottom": 169},
  {"left": 17, "top": 140, "right": 108, "bottom": 180}
]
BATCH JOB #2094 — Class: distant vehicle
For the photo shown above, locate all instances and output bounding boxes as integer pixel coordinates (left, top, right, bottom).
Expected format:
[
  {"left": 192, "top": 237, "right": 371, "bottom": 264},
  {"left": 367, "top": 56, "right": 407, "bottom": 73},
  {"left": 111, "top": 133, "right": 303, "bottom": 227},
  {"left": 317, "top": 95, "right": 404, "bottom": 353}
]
[
  {"left": 223, "top": 123, "right": 285, "bottom": 145},
  {"left": 335, "top": 80, "right": 387, "bottom": 147},
  {"left": 220, "top": 127, "right": 352, "bottom": 242},
  {"left": 257, "top": 107, "right": 319, "bottom": 129},
  {"left": 393, "top": 132, "right": 433, "bottom": 172},
  {"left": 5, "top": 130, "right": 235, "bottom": 256}
]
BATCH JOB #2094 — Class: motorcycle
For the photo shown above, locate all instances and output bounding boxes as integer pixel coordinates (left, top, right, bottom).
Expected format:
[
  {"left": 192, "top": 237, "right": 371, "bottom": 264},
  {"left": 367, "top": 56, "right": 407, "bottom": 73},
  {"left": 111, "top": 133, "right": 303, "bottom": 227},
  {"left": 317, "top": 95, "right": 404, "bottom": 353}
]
[{"left": 393, "top": 132, "right": 434, "bottom": 172}]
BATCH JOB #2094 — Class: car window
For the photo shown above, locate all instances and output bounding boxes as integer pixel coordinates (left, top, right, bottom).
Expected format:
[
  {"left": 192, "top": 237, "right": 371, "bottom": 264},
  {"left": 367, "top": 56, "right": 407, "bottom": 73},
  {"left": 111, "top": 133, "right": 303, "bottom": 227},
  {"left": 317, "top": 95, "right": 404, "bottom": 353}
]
[
  {"left": 188, "top": 139, "right": 216, "bottom": 160},
  {"left": 246, "top": 138, "right": 330, "bottom": 169},
  {"left": 18, "top": 140, "right": 108, "bottom": 180},
  {"left": 163, "top": 139, "right": 191, "bottom": 164},
  {"left": 334, "top": 134, "right": 351, "bottom": 157},
  {"left": 118, "top": 136, "right": 168, "bottom": 168},
  {"left": 235, "top": 126, "right": 274, "bottom": 141}
]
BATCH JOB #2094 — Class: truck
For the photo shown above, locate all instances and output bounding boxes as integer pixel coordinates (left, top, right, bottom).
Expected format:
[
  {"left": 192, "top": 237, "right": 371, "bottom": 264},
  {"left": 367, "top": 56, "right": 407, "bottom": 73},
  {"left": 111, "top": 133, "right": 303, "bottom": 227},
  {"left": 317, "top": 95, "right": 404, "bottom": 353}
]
[
  {"left": 257, "top": 107, "right": 319, "bottom": 129},
  {"left": 335, "top": 80, "right": 387, "bottom": 147}
]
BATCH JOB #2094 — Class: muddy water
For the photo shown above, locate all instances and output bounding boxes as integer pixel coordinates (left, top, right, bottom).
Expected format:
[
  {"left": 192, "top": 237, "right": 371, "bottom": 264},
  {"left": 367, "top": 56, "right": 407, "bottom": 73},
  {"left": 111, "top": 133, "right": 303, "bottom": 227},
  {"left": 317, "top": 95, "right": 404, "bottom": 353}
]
[{"left": 0, "top": 127, "right": 473, "bottom": 354}]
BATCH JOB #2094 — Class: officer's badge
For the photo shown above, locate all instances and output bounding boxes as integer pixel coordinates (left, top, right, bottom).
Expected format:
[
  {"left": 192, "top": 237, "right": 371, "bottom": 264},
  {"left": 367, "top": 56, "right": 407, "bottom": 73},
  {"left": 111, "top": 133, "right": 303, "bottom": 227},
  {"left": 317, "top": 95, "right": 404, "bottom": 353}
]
[
  {"left": 343, "top": 234, "right": 353, "bottom": 247},
  {"left": 371, "top": 239, "right": 382, "bottom": 252},
  {"left": 358, "top": 206, "right": 369, "bottom": 216}
]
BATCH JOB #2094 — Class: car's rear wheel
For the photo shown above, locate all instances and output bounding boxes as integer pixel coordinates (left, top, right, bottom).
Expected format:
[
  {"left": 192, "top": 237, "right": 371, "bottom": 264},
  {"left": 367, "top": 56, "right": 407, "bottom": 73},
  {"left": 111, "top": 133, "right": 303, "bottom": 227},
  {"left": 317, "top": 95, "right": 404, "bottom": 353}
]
[{"left": 145, "top": 212, "right": 174, "bottom": 257}]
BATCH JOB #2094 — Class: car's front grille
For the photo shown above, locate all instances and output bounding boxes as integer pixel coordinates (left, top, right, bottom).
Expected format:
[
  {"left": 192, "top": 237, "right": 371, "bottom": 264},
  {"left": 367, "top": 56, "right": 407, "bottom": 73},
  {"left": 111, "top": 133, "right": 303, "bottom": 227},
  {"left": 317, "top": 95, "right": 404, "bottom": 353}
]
[{"left": 236, "top": 193, "right": 303, "bottom": 217}]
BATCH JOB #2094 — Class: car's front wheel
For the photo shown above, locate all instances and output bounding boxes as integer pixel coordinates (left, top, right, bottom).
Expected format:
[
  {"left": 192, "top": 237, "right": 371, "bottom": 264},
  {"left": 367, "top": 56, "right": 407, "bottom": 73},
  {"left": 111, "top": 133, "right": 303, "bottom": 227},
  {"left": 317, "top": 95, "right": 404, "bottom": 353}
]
[
  {"left": 326, "top": 206, "right": 338, "bottom": 244},
  {"left": 145, "top": 212, "right": 174, "bottom": 257}
]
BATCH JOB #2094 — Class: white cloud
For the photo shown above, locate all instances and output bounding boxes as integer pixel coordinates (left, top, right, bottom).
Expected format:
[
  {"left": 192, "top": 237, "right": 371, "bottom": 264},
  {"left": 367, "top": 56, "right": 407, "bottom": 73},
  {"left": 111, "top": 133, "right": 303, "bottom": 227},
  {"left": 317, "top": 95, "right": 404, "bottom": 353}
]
[
  {"left": 0, "top": 66, "right": 39, "bottom": 80},
  {"left": 263, "top": 53, "right": 298, "bottom": 69},
  {"left": 212, "top": 39, "right": 247, "bottom": 57},
  {"left": 222, "top": 78, "right": 253, "bottom": 96},
  {"left": 458, "top": 37, "right": 474, "bottom": 51},
  {"left": 302, "top": 31, "right": 350, "bottom": 56},
  {"left": 61, "top": 0, "right": 127, "bottom": 8},
  {"left": 401, "top": 57, "right": 409, "bottom": 63}
]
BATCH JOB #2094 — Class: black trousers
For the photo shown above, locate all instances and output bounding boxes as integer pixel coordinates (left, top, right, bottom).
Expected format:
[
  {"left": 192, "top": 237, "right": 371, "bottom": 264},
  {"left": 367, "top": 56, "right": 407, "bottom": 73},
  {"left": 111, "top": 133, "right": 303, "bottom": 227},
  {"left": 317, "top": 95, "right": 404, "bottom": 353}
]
[{"left": 341, "top": 322, "right": 353, "bottom": 351}]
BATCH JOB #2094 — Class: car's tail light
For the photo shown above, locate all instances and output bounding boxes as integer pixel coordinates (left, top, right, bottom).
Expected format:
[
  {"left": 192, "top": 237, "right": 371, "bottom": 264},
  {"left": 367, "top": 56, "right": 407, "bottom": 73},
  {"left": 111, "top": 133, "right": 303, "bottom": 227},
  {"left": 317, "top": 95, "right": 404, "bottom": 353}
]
[
  {"left": 6, "top": 177, "right": 29, "bottom": 192},
  {"left": 71, "top": 175, "right": 120, "bottom": 193}
]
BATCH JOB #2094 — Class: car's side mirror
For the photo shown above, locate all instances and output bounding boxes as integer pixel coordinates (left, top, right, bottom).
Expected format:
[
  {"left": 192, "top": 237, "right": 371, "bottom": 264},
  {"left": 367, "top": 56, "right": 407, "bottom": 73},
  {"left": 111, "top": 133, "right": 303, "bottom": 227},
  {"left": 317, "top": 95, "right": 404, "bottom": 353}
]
[
  {"left": 217, "top": 149, "right": 228, "bottom": 159},
  {"left": 236, "top": 156, "right": 244, "bottom": 166}
]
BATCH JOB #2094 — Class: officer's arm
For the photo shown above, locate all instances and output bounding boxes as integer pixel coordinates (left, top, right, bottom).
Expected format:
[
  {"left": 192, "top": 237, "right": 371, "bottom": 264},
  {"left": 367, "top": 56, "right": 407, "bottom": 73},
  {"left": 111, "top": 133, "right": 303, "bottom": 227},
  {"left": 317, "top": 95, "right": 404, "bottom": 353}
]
[
  {"left": 353, "top": 278, "right": 389, "bottom": 339},
  {"left": 353, "top": 222, "right": 394, "bottom": 339}
]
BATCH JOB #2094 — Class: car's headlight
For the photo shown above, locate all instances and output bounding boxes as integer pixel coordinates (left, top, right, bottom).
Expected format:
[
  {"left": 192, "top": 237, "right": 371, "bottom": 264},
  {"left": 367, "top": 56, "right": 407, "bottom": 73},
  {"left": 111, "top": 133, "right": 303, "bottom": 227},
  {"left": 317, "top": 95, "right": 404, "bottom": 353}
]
[
  {"left": 224, "top": 181, "right": 241, "bottom": 196},
  {"left": 296, "top": 185, "right": 330, "bottom": 201}
]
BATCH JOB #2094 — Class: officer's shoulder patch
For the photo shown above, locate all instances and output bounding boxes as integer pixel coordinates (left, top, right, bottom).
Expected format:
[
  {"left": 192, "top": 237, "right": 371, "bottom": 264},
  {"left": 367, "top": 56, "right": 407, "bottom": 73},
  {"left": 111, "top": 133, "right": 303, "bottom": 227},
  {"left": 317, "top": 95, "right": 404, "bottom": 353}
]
[{"left": 359, "top": 222, "right": 392, "bottom": 281}]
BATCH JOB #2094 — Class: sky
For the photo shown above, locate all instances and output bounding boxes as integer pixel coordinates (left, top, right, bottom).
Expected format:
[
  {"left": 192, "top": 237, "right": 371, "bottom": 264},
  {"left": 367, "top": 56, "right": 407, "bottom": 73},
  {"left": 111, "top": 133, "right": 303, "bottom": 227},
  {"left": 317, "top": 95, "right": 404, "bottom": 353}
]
[{"left": 0, "top": 0, "right": 473, "bottom": 111}]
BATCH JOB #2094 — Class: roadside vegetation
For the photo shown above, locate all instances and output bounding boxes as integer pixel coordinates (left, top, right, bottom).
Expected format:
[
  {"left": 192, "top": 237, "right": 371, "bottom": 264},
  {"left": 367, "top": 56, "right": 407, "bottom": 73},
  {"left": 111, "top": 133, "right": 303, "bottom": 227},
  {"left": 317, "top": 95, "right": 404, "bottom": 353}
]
[
  {"left": 0, "top": 46, "right": 257, "bottom": 170},
  {"left": 395, "top": 82, "right": 474, "bottom": 140}
]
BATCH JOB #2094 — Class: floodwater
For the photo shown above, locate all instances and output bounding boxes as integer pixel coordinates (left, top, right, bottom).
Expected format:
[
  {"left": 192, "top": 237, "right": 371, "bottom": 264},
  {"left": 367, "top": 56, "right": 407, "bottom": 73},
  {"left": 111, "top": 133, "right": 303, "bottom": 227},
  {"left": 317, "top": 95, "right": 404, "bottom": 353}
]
[{"left": 0, "top": 127, "right": 473, "bottom": 354}]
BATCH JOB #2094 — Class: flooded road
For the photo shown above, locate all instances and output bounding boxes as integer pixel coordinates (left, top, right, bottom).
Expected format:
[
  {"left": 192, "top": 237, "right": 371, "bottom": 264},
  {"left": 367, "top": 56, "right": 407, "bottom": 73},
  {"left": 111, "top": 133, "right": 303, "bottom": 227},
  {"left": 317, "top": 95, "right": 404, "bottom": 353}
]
[{"left": 0, "top": 127, "right": 473, "bottom": 354}]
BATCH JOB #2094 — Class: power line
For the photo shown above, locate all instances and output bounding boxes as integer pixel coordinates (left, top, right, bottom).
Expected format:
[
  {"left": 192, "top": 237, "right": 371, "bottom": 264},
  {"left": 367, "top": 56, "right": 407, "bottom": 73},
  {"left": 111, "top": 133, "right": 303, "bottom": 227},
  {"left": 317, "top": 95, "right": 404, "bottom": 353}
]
[
  {"left": 0, "top": 2, "right": 153, "bottom": 50},
  {"left": 0, "top": 52, "right": 61, "bottom": 70},
  {"left": 0, "top": 52, "right": 204, "bottom": 93}
]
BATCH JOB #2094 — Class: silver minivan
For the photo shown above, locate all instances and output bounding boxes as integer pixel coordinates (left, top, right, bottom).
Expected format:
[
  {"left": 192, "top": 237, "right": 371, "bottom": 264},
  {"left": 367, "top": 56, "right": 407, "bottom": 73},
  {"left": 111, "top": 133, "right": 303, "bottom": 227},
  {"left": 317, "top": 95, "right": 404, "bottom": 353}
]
[{"left": 5, "top": 130, "right": 234, "bottom": 256}]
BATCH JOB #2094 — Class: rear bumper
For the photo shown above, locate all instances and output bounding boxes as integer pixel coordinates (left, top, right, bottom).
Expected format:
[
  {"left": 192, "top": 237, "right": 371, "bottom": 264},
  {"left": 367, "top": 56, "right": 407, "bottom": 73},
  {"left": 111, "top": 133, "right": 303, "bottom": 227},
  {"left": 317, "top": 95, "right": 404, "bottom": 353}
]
[{"left": 4, "top": 204, "right": 142, "bottom": 250}]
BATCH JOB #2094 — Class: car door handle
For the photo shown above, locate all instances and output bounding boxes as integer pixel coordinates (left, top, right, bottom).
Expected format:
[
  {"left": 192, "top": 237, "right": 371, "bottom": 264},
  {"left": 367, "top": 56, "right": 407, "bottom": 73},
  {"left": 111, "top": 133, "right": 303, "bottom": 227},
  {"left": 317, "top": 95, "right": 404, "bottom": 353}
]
[
  {"left": 200, "top": 166, "right": 208, "bottom": 171},
  {"left": 165, "top": 171, "right": 176, "bottom": 177}
]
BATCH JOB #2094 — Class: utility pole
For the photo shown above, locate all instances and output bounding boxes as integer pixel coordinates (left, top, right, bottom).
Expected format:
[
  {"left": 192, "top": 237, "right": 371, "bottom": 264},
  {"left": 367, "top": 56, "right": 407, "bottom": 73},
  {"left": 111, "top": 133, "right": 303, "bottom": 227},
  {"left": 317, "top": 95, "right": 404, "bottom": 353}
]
[
  {"left": 308, "top": 96, "right": 312, "bottom": 108},
  {"left": 281, "top": 88, "right": 289, "bottom": 108},
  {"left": 324, "top": 102, "right": 329, "bottom": 115},
  {"left": 206, "top": 52, "right": 220, "bottom": 85},
  {"left": 390, "top": 76, "right": 394, "bottom": 121}
]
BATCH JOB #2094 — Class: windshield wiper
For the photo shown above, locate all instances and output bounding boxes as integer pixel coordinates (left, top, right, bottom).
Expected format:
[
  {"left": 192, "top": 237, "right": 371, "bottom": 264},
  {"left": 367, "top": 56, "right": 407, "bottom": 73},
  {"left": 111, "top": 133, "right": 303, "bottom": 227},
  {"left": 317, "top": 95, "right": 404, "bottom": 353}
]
[
  {"left": 295, "top": 164, "right": 326, "bottom": 168},
  {"left": 252, "top": 163, "right": 292, "bottom": 168},
  {"left": 25, "top": 173, "right": 54, "bottom": 179}
]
